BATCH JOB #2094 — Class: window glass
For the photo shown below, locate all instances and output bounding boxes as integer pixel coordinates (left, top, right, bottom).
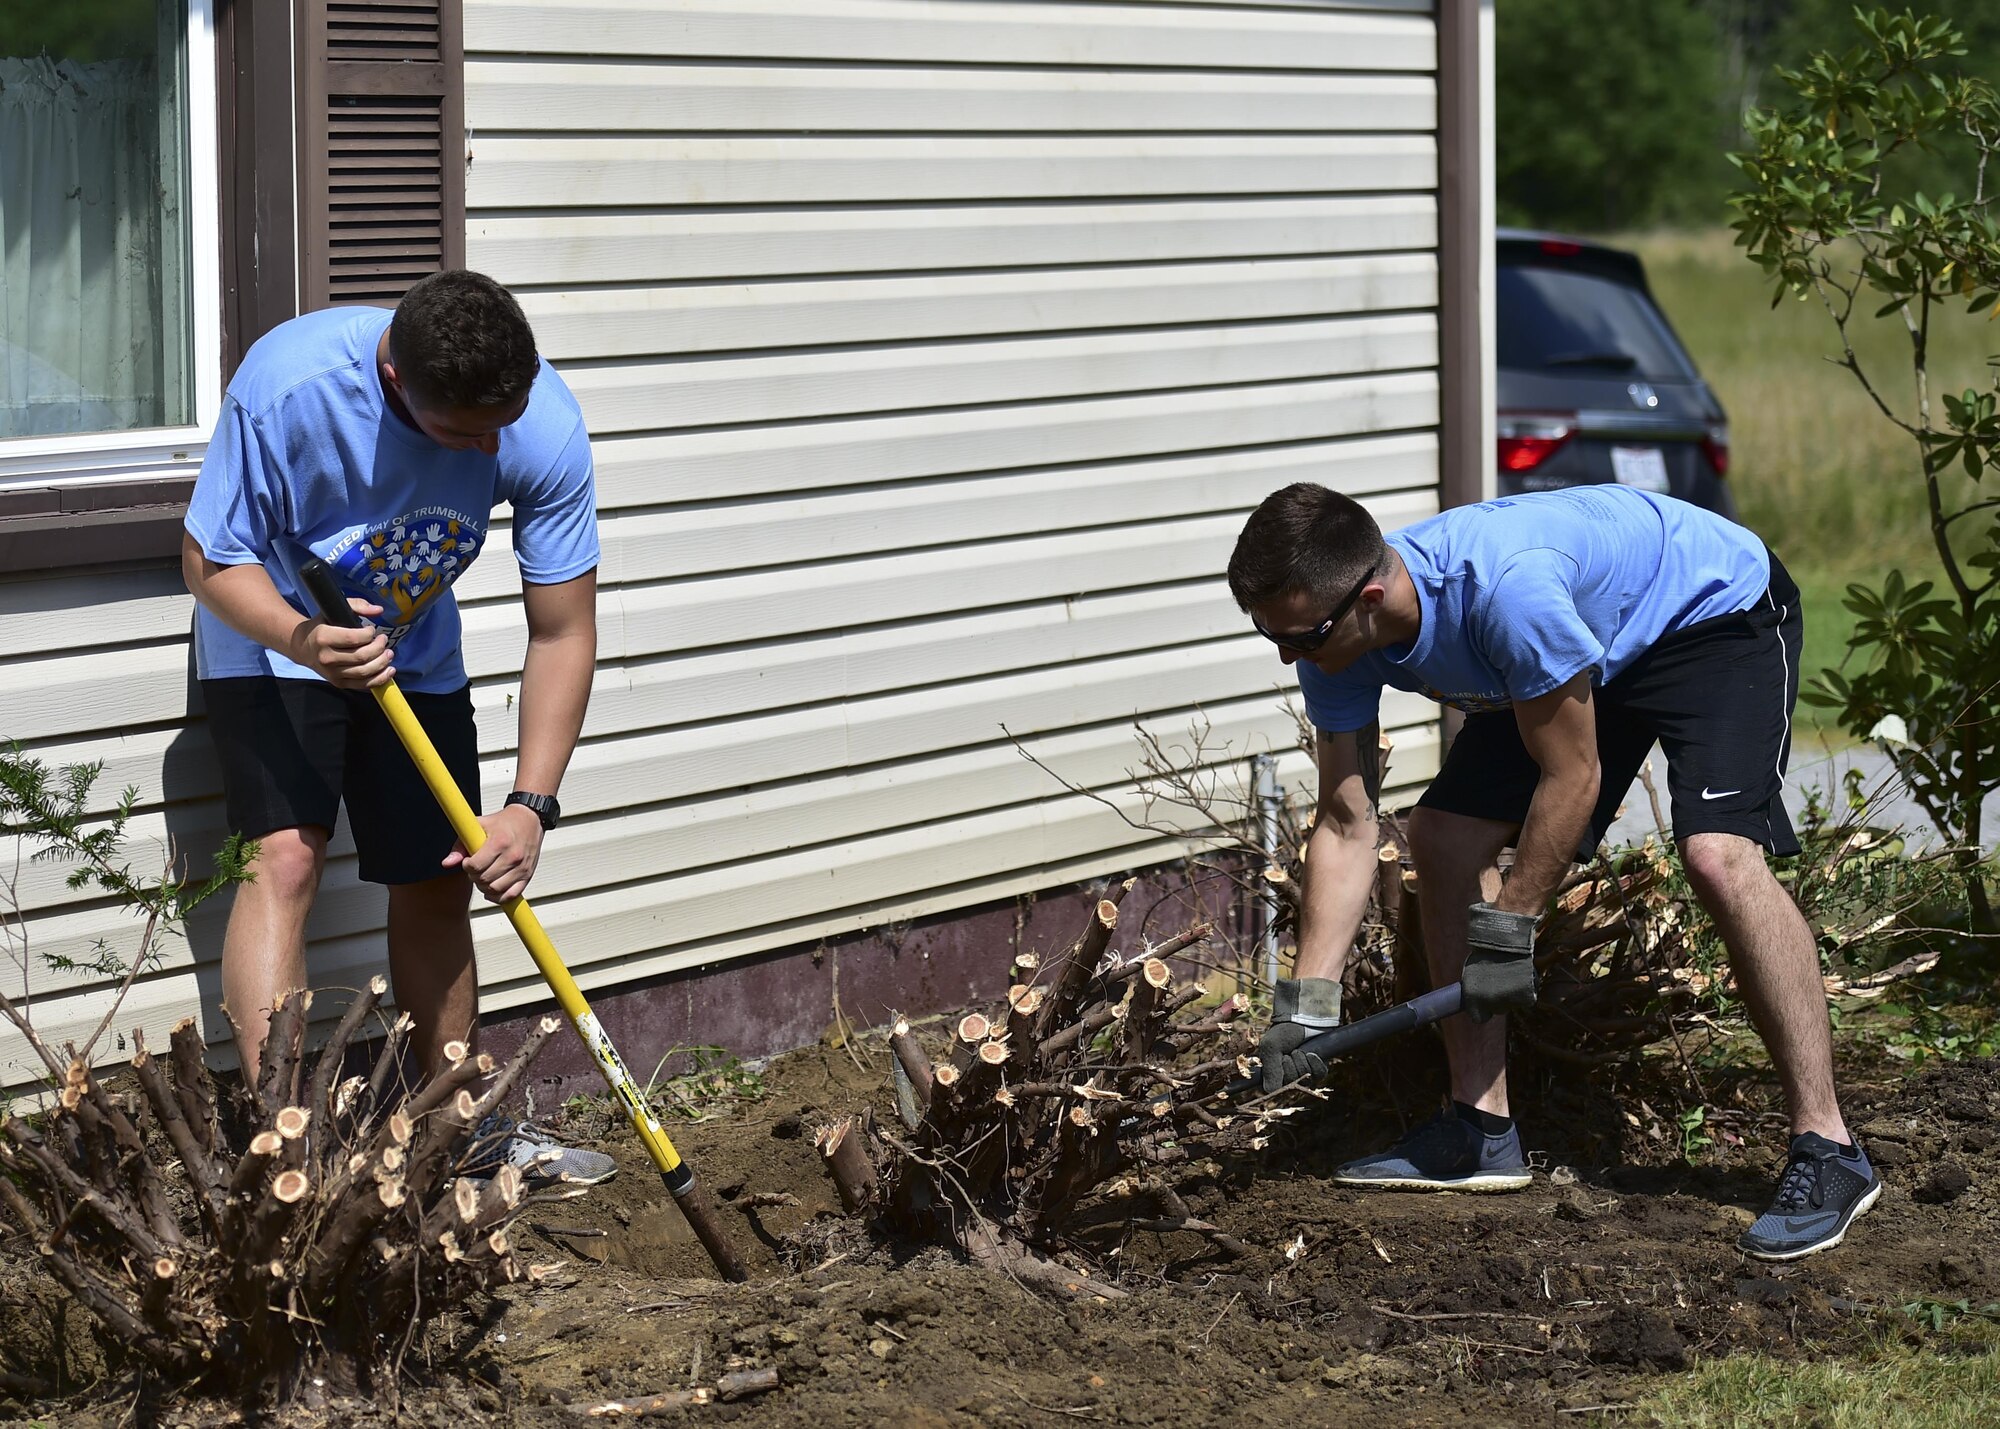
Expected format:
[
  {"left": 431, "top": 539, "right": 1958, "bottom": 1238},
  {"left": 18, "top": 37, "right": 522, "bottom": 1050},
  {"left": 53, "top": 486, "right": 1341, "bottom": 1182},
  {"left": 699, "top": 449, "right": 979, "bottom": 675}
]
[
  {"left": 0, "top": 1, "right": 193, "bottom": 439},
  {"left": 1497, "top": 263, "right": 1698, "bottom": 382}
]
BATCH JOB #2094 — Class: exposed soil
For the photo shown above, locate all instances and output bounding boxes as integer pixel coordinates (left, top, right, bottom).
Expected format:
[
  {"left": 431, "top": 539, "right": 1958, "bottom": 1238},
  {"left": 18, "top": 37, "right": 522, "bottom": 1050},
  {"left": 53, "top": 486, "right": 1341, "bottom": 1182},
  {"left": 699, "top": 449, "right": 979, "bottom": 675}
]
[{"left": 4, "top": 1029, "right": 1997, "bottom": 1427}]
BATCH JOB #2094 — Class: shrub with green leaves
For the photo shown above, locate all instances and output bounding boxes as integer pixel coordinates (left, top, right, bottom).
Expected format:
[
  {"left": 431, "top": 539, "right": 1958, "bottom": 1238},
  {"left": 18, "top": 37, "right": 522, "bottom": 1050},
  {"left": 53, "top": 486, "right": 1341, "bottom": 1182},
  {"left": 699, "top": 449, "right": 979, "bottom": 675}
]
[{"left": 1729, "top": 7, "right": 2000, "bottom": 928}]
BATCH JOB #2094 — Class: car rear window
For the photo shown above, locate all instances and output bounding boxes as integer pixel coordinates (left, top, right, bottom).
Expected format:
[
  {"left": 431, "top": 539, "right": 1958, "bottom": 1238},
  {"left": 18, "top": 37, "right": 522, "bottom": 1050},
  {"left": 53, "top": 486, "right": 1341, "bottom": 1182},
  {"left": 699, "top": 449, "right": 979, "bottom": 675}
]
[{"left": 1497, "top": 263, "right": 1698, "bottom": 381}]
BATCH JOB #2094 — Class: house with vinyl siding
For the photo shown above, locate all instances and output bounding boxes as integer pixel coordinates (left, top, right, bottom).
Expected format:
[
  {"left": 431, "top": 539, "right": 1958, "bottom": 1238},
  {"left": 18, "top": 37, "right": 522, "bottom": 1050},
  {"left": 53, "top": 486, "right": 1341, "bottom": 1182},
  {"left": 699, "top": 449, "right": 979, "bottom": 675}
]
[{"left": 0, "top": 0, "right": 1494, "bottom": 1091}]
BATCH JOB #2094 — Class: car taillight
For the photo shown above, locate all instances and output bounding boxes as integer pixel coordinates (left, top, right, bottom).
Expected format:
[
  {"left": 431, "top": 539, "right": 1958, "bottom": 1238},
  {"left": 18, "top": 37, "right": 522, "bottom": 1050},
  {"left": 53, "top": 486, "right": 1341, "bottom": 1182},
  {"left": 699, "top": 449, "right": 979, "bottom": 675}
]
[
  {"left": 1700, "top": 421, "right": 1730, "bottom": 476},
  {"left": 1497, "top": 413, "right": 1576, "bottom": 472},
  {"left": 1540, "top": 239, "right": 1583, "bottom": 257}
]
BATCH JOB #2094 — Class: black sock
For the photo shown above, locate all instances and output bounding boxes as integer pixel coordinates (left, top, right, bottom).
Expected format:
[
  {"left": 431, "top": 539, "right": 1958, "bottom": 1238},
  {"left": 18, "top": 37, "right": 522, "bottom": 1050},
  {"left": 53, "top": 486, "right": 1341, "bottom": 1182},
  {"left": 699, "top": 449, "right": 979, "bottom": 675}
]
[{"left": 1454, "top": 1100, "right": 1513, "bottom": 1136}]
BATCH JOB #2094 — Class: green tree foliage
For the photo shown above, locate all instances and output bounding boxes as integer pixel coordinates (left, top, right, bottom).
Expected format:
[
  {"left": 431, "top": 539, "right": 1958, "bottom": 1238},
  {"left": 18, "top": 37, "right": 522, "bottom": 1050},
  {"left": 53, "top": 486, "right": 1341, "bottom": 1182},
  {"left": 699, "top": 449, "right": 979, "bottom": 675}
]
[
  {"left": 1498, "top": 0, "right": 1728, "bottom": 231},
  {"left": 1499, "top": 1, "right": 2000, "bottom": 234},
  {"left": 1729, "top": 8, "right": 2000, "bottom": 926}
]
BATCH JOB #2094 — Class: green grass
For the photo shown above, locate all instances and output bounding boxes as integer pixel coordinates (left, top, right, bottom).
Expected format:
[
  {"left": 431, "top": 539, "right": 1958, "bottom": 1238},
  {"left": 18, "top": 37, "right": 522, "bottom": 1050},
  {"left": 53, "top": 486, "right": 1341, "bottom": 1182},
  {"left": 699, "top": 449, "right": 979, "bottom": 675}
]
[
  {"left": 1616, "top": 228, "right": 1998, "bottom": 735},
  {"left": 1636, "top": 1318, "right": 2000, "bottom": 1428}
]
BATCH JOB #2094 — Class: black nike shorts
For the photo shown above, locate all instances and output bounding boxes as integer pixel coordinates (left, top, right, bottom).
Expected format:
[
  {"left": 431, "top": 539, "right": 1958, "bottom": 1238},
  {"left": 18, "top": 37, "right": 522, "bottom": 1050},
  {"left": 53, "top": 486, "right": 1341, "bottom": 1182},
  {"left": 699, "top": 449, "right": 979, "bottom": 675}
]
[
  {"left": 201, "top": 676, "right": 482, "bottom": 885},
  {"left": 1417, "top": 553, "right": 1803, "bottom": 859}
]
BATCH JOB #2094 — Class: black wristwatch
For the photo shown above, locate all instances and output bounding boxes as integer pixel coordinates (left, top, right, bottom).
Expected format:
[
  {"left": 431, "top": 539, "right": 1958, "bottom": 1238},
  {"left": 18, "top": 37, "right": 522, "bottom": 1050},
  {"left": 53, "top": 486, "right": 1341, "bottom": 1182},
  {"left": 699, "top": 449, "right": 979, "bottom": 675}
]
[{"left": 504, "top": 790, "right": 561, "bottom": 831}]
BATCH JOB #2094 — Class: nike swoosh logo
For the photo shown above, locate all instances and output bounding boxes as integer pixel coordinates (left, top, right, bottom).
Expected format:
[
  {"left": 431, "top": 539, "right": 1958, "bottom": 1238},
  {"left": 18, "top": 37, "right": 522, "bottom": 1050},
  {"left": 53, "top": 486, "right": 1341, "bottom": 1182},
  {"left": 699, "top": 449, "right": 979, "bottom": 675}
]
[
  {"left": 1781, "top": 1215, "right": 1835, "bottom": 1233},
  {"left": 1701, "top": 787, "right": 1743, "bottom": 800}
]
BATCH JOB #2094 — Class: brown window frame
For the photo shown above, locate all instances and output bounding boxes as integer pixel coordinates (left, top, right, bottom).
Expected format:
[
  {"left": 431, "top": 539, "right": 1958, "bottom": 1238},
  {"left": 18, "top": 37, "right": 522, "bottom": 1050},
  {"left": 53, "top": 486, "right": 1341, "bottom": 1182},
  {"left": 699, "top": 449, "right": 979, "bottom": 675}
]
[{"left": 0, "top": 0, "right": 465, "bottom": 579}]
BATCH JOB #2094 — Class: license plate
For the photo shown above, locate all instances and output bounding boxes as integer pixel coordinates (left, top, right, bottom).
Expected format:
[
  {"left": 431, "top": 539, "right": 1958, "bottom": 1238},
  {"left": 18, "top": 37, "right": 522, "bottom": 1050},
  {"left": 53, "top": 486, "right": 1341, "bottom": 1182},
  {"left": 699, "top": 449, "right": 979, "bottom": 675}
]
[{"left": 1610, "top": 446, "right": 1670, "bottom": 492}]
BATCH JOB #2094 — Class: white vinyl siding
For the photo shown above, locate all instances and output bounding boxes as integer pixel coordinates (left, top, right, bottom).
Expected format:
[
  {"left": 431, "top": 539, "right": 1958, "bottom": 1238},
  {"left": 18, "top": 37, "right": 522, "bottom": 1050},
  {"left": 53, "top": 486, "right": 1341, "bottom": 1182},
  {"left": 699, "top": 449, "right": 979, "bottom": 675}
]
[{"left": 1, "top": 0, "right": 1445, "bottom": 1085}]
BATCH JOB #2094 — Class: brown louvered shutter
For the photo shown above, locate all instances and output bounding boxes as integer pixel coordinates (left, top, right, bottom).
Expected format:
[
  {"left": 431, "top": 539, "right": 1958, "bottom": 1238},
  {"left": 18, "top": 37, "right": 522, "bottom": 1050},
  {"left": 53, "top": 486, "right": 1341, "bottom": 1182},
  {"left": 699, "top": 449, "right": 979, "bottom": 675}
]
[{"left": 297, "top": 0, "right": 465, "bottom": 310}]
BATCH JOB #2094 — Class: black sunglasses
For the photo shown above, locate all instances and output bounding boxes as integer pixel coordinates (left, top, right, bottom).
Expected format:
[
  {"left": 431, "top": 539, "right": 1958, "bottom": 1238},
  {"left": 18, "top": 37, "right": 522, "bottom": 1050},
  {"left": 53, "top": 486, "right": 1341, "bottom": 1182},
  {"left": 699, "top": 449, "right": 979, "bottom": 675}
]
[{"left": 1251, "top": 559, "right": 1381, "bottom": 653}]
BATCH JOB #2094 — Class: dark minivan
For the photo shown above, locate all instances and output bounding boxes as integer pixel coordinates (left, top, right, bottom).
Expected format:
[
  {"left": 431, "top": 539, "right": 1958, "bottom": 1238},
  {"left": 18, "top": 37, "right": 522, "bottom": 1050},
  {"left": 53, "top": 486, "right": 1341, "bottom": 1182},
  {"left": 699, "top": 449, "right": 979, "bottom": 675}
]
[{"left": 1496, "top": 231, "right": 1735, "bottom": 519}]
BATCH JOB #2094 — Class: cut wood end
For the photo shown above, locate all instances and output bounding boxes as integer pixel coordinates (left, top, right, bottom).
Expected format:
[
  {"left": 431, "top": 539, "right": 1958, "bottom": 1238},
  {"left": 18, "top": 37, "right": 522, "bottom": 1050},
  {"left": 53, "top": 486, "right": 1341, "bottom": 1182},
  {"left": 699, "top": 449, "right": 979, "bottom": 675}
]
[
  {"left": 1141, "top": 958, "right": 1171, "bottom": 990},
  {"left": 441, "top": 1040, "right": 470, "bottom": 1066},
  {"left": 1006, "top": 983, "right": 1031, "bottom": 1010},
  {"left": 273, "top": 1169, "right": 311, "bottom": 1204},
  {"left": 378, "top": 1179, "right": 407, "bottom": 1210},
  {"left": 440, "top": 1231, "right": 464, "bottom": 1263},
  {"left": 538, "top": 1015, "right": 563, "bottom": 1034},
  {"left": 932, "top": 1065, "right": 960, "bottom": 1088},
  {"left": 474, "top": 1053, "right": 497, "bottom": 1077},
  {"left": 58, "top": 1087, "right": 82, "bottom": 1112},
  {"left": 495, "top": 1163, "right": 524, "bottom": 1203},
  {"left": 451, "top": 1177, "right": 480, "bottom": 1221},
  {"left": 367, "top": 974, "right": 390, "bottom": 995},
  {"left": 171, "top": 1016, "right": 196, "bottom": 1034},
  {"left": 266, "top": 1259, "right": 286, "bottom": 1279},
  {"left": 152, "top": 1257, "right": 177, "bottom": 1279},
  {"left": 892, "top": 1018, "right": 912, "bottom": 1036},
  {"left": 956, "top": 1013, "right": 991, "bottom": 1044},
  {"left": 275, "top": 1105, "right": 311, "bottom": 1139},
  {"left": 248, "top": 1130, "right": 284, "bottom": 1157},
  {"left": 1012, "top": 951, "right": 1040, "bottom": 971},
  {"left": 389, "top": 1112, "right": 414, "bottom": 1145},
  {"left": 994, "top": 1088, "right": 1016, "bottom": 1108},
  {"left": 487, "top": 1230, "right": 510, "bottom": 1257},
  {"left": 1378, "top": 843, "right": 1400, "bottom": 864},
  {"left": 1067, "top": 1107, "right": 1095, "bottom": 1128},
  {"left": 1095, "top": 899, "right": 1120, "bottom": 927},
  {"left": 380, "top": 1145, "right": 407, "bottom": 1174},
  {"left": 977, "top": 1041, "right": 1010, "bottom": 1066},
  {"left": 451, "top": 1088, "right": 478, "bottom": 1118},
  {"left": 1401, "top": 869, "right": 1420, "bottom": 890},
  {"left": 813, "top": 1118, "right": 853, "bottom": 1154}
]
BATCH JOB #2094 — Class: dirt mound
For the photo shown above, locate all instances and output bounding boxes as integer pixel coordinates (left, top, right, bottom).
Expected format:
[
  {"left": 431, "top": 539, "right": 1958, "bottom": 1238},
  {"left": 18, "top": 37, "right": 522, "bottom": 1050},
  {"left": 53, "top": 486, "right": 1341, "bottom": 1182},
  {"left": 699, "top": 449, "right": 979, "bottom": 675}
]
[{"left": 5, "top": 1040, "right": 1997, "bottom": 1426}]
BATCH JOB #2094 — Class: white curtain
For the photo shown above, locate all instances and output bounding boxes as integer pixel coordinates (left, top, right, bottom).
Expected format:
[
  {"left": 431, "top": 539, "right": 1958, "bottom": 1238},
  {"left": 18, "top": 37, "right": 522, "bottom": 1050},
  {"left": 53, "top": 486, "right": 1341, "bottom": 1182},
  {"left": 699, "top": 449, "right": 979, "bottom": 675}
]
[{"left": 0, "top": 35, "right": 190, "bottom": 440}]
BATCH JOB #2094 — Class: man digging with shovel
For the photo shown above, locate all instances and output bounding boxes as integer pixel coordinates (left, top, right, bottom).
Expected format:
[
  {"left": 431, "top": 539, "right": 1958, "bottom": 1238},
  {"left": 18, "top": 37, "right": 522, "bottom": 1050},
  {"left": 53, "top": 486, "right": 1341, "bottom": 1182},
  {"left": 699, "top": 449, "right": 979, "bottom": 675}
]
[
  {"left": 182, "top": 270, "right": 613, "bottom": 1188},
  {"left": 1231, "top": 482, "right": 1879, "bottom": 1261}
]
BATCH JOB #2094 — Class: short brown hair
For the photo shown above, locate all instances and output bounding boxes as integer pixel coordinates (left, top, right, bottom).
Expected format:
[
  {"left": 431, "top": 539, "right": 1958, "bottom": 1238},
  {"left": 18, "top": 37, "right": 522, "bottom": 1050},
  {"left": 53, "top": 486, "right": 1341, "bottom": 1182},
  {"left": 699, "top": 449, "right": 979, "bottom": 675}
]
[
  {"left": 388, "top": 270, "right": 539, "bottom": 409},
  {"left": 1226, "top": 483, "right": 1387, "bottom": 611}
]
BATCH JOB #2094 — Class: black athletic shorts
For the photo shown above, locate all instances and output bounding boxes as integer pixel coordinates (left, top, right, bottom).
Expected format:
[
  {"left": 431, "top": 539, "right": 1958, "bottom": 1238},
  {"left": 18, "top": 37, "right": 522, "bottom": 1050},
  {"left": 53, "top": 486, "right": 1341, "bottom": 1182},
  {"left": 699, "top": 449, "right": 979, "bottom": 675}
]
[
  {"left": 201, "top": 676, "right": 482, "bottom": 886},
  {"left": 1417, "top": 554, "right": 1803, "bottom": 859}
]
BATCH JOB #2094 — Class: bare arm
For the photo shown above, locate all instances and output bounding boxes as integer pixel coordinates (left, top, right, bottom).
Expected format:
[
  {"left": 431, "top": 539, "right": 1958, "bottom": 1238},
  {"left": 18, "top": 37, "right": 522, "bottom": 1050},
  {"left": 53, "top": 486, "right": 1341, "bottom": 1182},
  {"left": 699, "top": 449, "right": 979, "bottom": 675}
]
[
  {"left": 455, "top": 569, "right": 598, "bottom": 902},
  {"left": 1494, "top": 672, "right": 1600, "bottom": 917},
  {"left": 1293, "top": 722, "right": 1383, "bottom": 983},
  {"left": 180, "top": 530, "right": 393, "bottom": 688},
  {"left": 514, "top": 569, "right": 598, "bottom": 797}
]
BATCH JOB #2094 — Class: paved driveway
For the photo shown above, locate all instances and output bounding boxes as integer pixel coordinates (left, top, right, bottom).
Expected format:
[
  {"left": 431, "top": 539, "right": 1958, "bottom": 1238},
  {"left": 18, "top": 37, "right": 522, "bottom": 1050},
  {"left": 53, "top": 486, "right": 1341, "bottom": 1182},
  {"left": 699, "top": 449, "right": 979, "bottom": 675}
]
[{"left": 1602, "top": 742, "right": 2000, "bottom": 853}]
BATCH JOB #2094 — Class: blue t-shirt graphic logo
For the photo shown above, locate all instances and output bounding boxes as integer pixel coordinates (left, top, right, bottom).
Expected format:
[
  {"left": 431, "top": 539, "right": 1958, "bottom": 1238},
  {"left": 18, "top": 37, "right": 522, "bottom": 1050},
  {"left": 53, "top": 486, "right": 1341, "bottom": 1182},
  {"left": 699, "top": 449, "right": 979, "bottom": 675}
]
[{"left": 327, "top": 506, "right": 485, "bottom": 645}]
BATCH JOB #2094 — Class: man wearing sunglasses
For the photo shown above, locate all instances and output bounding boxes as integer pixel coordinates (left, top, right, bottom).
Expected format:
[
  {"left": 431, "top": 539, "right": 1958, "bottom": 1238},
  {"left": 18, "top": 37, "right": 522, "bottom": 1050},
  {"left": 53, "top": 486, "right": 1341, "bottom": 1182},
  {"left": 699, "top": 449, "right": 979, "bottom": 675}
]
[{"left": 1227, "top": 482, "right": 1878, "bottom": 1262}]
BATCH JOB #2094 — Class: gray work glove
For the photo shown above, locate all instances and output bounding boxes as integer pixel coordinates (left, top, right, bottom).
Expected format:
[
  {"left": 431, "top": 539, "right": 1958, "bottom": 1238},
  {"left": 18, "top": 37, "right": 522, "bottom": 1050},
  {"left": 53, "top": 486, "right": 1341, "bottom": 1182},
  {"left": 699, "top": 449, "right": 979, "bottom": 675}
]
[
  {"left": 1461, "top": 902, "right": 1539, "bottom": 1022},
  {"left": 1259, "top": 977, "right": 1343, "bottom": 1094}
]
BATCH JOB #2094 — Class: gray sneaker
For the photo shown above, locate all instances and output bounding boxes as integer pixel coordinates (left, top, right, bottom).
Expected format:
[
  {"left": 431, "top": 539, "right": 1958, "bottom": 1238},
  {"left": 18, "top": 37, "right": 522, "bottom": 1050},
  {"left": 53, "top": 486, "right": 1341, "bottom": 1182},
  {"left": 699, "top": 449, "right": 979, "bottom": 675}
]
[
  {"left": 465, "top": 1115, "right": 618, "bottom": 1187},
  {"left": 1334, "top": 1112, "right": 1531, "bottom": 1192},
  {"left": 1738, "top": 1133, "right": 1880, "bottom": 1261}
]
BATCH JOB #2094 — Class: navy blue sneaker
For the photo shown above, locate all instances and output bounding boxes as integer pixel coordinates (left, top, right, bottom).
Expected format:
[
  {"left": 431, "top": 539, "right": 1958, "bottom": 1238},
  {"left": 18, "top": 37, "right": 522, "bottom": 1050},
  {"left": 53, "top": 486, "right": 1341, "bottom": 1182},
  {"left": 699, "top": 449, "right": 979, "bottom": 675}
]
[
  {"left": 1739, "top": 1132, "right": 1880, "bottom": 1261},
  {"left": 1334, "top": 1112, "right": 1531, "bottom": 1192}
]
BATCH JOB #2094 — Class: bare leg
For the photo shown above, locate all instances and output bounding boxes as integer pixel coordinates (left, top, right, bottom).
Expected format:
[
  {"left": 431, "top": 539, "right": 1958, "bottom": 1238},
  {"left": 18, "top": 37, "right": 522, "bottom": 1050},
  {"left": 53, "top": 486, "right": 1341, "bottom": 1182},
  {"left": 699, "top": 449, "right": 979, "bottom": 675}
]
[
  {"left": 220, "top": 825, "right": 326, "bottom": 1085},
  {"left": 1680, "top": 832, "right": 1849, "bottom": 1143},
  {"left": 385, "top": 871, "right": 479, "bottom": 1077},
  {"left": 1406, "top": 807, "right": 1517, "bottom": 1117}
]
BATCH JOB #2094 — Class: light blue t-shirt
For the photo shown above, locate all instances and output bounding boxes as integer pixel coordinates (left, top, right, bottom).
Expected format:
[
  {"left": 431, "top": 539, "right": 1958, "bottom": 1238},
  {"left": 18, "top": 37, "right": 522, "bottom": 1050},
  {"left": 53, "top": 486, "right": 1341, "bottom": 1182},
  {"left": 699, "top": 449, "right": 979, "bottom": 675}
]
[
  {"left": 1298, "top": 486, "right": 1770, "bottom": 733},
  {"left": 185, "top": 306, "right": 597, "bottom": 693}
]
